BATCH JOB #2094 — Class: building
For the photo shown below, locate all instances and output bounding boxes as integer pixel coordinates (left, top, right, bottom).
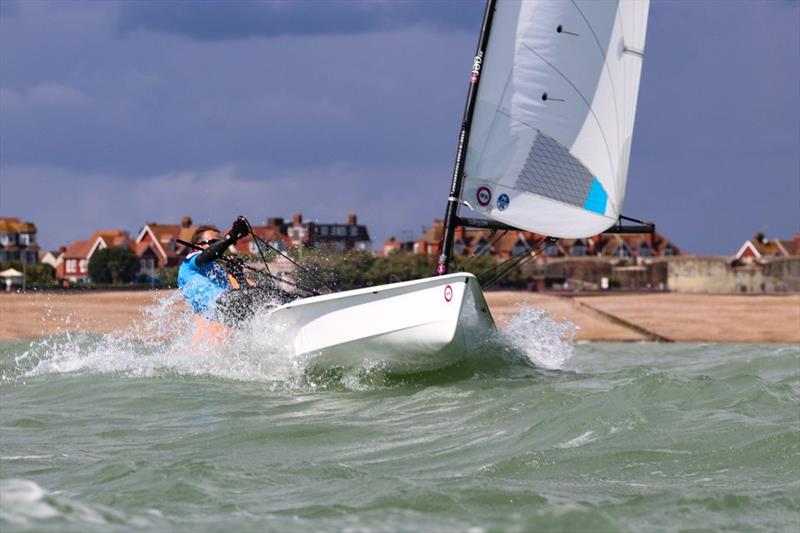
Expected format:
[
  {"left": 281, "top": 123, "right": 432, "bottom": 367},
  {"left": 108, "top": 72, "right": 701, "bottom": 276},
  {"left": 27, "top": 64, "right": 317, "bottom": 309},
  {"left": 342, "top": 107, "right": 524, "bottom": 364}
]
[
  {"left": 381, "top": 236, "right": 413, "bottom": 256},
  {"left": 733, "top": 232, "right": 800, "bottom": 263},
  {"left": 135, "top": 216, "right": 197, "bottom": 268},
  {"left": 386, "top": 218, "right": 679, "bottom": 260},
  {"left": 39, "top": 249, "right": 64, "bottom": 270},
  {"left": 56, "top": 230, "right": 130, "bottom": 282},
  {"left": 285, "top": 212, "right": 371, "bottom": 251},
  {"left": 0, "top": 217, "right": 39, "bottom": 264},
  {"left": 237, "top": 218, "right": 294, "bottom": 256}
]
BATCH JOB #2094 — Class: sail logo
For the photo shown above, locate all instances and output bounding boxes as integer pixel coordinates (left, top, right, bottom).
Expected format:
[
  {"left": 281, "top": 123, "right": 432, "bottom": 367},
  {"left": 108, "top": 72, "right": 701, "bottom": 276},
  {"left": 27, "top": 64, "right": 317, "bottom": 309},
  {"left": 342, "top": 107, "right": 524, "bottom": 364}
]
[
  {"left": 470, "top": 52, "right": 483, "bottom": 83},
  {"left": 444, "top": 284, "right": 453, "bottom": 302},
  {"left": 497, "top": 193, "right": 510, "bottom": 211},
  {"left": 476, "top": 186, "right": 492, "bottom": 206}
]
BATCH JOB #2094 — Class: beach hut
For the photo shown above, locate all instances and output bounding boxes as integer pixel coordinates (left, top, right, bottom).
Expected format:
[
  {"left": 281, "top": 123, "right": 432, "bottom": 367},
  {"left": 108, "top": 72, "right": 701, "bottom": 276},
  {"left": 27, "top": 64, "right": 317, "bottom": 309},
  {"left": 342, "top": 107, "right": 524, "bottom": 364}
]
[{"left": 0, "top": 268, "right": 24, "bottom": 291}]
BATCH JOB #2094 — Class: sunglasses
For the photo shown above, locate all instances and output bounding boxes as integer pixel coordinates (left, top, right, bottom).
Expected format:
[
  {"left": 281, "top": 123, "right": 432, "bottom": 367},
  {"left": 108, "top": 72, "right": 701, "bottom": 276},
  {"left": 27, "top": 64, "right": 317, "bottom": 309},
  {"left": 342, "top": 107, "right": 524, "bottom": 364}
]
[{"left": 198, "top": 239, "right": 220, "bottom": 245}]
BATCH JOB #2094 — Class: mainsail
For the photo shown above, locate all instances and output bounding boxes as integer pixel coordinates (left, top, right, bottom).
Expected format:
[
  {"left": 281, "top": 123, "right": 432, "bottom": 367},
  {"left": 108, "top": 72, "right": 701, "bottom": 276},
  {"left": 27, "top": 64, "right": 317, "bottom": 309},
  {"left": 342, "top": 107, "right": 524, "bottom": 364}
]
[{"left": 460, "top": 0, "right": 650, "bottom": 238}]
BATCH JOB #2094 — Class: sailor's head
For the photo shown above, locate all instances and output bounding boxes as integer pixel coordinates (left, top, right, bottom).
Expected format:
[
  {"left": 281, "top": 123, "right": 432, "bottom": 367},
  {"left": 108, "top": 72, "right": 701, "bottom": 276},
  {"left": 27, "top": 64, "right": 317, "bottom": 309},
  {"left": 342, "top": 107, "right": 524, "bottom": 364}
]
[{"left": 190, "top": 225, "right": 221, "bottom": 249}]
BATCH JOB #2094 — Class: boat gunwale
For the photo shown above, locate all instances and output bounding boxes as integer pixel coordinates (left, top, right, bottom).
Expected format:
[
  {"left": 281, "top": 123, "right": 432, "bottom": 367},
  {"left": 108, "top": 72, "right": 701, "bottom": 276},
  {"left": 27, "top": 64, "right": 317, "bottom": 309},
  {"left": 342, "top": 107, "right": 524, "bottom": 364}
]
[{"left": 273, "top": 272, "right": 478, "bottom": 312}]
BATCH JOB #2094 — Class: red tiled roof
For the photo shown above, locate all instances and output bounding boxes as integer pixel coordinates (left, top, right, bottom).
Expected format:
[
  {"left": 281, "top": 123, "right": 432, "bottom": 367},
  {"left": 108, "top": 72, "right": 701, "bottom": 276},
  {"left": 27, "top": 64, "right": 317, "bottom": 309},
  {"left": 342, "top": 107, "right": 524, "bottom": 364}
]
[
  {"left": 91, "top": 230, "right": 129, "bottom": 247},
  {"left": 63, "top": 239, "right": 93, "bottom": 258},
  {"left": 779, "top": 234, "right": 800, "bottom": 256},
  {"left": 237, "top": 226, "right": 294, "bottom": 252}
]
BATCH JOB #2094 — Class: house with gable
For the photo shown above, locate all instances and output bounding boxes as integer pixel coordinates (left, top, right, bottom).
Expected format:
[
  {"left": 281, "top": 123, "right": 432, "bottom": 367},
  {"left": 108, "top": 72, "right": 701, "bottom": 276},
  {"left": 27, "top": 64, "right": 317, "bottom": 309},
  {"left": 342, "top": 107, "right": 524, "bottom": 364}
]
[
  {"left": 733, "top": 232, "right": 799, "bottom": 264},
  {"left": 56, "top": 229, "right": 130, "bottom": 282},
  {"left": 135, "top": 216, "right": 197, "bottom": 268},
  {"left": 40, "top": 249, "right": 64, "bottom": 270}
]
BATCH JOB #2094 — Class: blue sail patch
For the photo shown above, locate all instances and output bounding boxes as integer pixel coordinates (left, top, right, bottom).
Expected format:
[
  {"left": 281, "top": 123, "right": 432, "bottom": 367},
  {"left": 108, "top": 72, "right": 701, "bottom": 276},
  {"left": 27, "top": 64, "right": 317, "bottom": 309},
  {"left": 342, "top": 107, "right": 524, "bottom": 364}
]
[
  {"left": 583, "top": 178, "right": 608, "bottom": 215},
  {"left": 514, "top": 132, "right": 609, "bottom": 216}
]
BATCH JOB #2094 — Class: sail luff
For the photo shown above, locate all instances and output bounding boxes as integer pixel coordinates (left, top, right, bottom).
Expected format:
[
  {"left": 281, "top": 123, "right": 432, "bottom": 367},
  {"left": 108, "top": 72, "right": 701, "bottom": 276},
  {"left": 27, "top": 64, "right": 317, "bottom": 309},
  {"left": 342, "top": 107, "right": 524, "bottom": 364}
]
[{"left": 437, "top": 0, "right": 498, "bottom": 276}]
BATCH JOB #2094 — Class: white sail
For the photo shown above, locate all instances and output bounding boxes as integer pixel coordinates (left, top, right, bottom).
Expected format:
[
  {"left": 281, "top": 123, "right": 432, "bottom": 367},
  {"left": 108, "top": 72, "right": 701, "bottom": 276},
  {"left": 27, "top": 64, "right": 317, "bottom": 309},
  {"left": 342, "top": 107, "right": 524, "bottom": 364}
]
[{"left": 462, "top": 0, "right": 650, "bottom": 238}]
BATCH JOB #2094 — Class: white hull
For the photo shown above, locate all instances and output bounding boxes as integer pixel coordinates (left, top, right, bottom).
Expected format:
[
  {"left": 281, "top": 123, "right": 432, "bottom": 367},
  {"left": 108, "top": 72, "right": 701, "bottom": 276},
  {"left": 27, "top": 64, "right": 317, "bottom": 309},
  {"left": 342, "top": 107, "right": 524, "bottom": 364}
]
[{"left": 268, "top": 273, "right": 495, "bottom": 373}]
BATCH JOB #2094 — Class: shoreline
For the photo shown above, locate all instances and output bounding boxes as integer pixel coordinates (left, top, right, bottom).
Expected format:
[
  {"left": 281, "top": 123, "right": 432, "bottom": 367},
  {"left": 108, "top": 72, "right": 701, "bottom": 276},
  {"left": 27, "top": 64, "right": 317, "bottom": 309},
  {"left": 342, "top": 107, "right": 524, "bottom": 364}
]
[{"left": 0, "top": 290, "right": 798, "bottom": 344}]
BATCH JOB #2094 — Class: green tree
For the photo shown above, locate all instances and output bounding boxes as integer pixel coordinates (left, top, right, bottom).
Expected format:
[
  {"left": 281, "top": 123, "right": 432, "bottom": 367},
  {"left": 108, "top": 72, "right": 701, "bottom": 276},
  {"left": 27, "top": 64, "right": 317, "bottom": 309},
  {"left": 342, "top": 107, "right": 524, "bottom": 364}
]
[
  {"left": 157, "top": 266, "right": 180, "bottom": 288},
  {"left": 88, "top": 247, "right": 140, "bottom": 284},
  {"left": 0, "top": 260, "right": 55, "bottom": 286}
]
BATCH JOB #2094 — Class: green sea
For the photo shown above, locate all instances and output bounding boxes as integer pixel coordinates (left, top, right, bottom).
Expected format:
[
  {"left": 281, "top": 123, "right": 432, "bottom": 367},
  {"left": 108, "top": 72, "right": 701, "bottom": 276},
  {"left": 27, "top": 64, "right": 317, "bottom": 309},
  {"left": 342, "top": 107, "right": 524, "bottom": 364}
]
[{"left": 1, "top": 295, "right": 798, "bottom": 532}]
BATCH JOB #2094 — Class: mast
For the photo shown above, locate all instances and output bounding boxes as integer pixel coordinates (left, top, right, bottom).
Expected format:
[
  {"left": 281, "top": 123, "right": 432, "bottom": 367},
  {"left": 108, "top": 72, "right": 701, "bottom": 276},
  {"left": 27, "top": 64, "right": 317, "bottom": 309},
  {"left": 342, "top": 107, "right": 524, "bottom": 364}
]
[{"left": 437, "top": 0, "right": 498, "bottom": 275}]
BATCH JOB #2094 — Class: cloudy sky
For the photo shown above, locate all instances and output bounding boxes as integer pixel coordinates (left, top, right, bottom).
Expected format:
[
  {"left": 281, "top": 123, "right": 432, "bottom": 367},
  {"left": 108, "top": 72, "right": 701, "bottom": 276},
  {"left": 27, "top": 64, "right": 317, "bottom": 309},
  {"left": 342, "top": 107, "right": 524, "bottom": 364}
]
[{"left": 1, "top": 0, "right": 798, "bottom": 254}]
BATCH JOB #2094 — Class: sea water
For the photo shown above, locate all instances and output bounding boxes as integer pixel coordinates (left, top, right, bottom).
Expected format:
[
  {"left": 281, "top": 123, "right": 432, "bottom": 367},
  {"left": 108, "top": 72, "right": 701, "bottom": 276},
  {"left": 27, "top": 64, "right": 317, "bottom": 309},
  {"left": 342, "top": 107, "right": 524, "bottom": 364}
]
[{"left": 1, "top": 294, "right": 798, "bottom": 532}]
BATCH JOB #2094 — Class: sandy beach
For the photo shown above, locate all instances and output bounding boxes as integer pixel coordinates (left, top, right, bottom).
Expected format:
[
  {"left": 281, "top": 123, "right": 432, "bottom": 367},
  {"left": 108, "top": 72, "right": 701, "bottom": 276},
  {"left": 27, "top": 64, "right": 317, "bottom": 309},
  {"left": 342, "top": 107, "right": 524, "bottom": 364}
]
[{"left": 1, "top": 290, "right": 798, "bottom": 343}]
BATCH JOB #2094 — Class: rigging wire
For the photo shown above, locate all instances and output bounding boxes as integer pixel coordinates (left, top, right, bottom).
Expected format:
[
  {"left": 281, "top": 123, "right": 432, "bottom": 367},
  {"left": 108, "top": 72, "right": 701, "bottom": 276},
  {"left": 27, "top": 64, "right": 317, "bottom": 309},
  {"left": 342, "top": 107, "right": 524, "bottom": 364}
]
[
  {"left": 479, "top": 237, "right": 558, "bottom": 290},
  {"left": 176, "top": 237, "right": 320, "bottom": 296},
  {"left": 239, "top": 216, "right": 335, "bottom": 294},
  {"left": 459, "top": 229, "right": 508, "bottom": 273}
]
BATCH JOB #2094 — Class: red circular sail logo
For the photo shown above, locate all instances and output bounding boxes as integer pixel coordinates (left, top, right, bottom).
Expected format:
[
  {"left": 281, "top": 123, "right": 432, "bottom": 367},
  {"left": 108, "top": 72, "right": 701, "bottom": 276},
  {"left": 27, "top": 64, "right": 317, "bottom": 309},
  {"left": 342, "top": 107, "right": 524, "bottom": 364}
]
[
  {"left": 476, "top": 186, "right": 492, "bottom": 206},
  {"left": 444, "top": 284, "right": 453, "bottom": 302}
]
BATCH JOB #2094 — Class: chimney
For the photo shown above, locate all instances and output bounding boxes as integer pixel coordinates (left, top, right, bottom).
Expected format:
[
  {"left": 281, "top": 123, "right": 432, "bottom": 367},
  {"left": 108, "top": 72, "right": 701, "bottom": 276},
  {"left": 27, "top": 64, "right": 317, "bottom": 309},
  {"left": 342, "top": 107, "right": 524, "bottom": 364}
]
[
  {"left": 181, "top": 215, "right": 192, "bottom": 228},
  {"left": 346, "top": 212, "right": 357, "bottom": 226},
  {"left": 267, "top": 217, "right": 284, "bottom": 228},
  {"left": 754, "top": 232, "right": 765, "bottom": 244},
  {"left": 293, "top": 212, "right": 303, "bottom": 225},
  {"left": 59, "top": 246, "right": 67, "bottom": 254}
]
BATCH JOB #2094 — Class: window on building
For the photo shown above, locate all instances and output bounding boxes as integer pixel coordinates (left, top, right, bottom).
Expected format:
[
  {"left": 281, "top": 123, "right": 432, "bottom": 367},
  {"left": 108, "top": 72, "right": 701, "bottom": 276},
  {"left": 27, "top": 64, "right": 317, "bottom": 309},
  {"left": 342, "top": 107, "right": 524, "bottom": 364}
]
[
  {"left": 320, "top": 226, "right": 330, "bottom": 236},
  {"left": 349, "top": 226, "right": 359, "bottom": 237},
  {"left": 454, "top": 240, "right": 465, "bottom": 255},
  {"left": 664, "top": 244, "right": 675, "bottom": 256},
  {"left": 79, "top": 259, "right": 88, "bottom": 272},
  {"left": 0, "top": 233, "right": 10, "bottom": 245},
  {"left": 473, "top": 238, "right": 490, "bottom": 256},
  {"left": 615, "top": 243, "right": 632, "bottom": 257},
  {"left": 334, "top": 226, "right": 347, "bottom": 237},
  {"left": 66, "top": 259, "right": 77, "bottom": 273},
  {"left": 571, "top": 241, "right": 587, "bottom": 256},
  {"left": 19, "top": 233, "right": 32, "bottom": 245},
  {"left": 638, "top": 243, "right": 652, "bottom": 257},
  {"left": 543, "top": 243, "right": 559, "bottom": 256},
  {"left": 270, "top": 241, "right": 285, "bottom": 251},
  {"left": 512, "top": 238, "right": 530, "bottom": 257}
]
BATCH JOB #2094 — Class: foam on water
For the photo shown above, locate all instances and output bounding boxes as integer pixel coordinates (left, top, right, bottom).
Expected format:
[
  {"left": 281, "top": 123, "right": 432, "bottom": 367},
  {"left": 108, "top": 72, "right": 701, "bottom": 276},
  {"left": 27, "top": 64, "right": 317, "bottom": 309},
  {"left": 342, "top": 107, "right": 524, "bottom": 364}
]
[
  {"left": 494, "top": 306, "right": 576, "bottom": 369},
  {"left": 0, "top": 478, "right": 156, "bottom": 528},
  {"left": 6, "top": 293, "right": 576, "bottom": 386}
]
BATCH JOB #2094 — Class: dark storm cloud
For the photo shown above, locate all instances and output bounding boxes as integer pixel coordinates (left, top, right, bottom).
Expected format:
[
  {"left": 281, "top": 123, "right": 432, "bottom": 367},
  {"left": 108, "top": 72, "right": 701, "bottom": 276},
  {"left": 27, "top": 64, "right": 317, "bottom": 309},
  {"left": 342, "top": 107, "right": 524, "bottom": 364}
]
[
  {"left": 117, "top": 0, "right": 484, "bottom": 40},
  {"left": 0, "top": 0, "right": 798, "bottom": 255},
  {"left": 628, "top": 0, "right": 799, "bottom": 254},
  {"left": 0, "top": 2, "right": 480, "bottom": 178}
]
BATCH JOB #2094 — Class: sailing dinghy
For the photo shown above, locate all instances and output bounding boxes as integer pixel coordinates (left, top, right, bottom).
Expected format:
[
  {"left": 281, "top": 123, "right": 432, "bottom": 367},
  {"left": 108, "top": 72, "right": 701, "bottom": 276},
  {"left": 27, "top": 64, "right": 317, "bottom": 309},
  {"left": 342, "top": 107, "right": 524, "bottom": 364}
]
[{"left": 268, "top": 0, "right": 651, "bottom": 372}]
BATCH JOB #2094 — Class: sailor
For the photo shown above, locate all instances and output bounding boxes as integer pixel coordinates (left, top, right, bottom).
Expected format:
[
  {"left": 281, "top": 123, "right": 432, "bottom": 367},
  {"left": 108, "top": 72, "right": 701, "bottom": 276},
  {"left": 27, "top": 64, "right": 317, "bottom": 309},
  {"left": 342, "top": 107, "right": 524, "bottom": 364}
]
[{"left": 177, "top": 218, "right": 266, "bottom": 326}]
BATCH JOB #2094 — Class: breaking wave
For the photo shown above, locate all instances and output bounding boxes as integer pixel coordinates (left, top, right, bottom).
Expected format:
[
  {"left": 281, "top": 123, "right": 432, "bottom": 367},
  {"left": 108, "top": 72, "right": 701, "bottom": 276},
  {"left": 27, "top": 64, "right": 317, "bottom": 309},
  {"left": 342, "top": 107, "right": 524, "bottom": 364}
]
[
  {"left": 493, "top": 306, "right": 576, "bottom": 370},
  {"left": 3, "top": 292, "right": 576, "bottom": 387}
]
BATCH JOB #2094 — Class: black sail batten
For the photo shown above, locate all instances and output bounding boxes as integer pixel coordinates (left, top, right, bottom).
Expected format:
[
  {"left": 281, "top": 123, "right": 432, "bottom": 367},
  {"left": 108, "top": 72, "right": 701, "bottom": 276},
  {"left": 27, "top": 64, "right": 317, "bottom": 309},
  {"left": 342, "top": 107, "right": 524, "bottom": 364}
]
[
  {"left": 455, "top": 216, "right": 518, "bottom": 232},
  {"left": 603, "top": 215, "right": 655, "bottom": 234},
  {"left": 437, "top": 0, "right": 498, "bottom": 275}
]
